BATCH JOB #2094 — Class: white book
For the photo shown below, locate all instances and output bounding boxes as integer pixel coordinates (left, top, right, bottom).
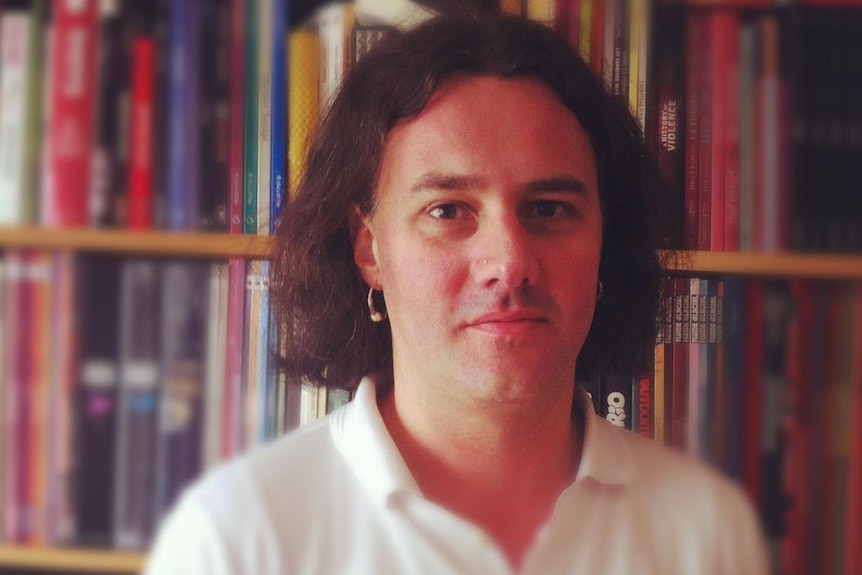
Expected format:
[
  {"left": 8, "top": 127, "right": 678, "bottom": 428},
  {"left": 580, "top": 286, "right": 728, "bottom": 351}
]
[
  {"left": 317, "top": 3, "right": 355, "bottom": 114},
  {"left": 203, "top": 263, "right": 228, "bottom": 469},
  {"left": 354, "top": 0, "right": 433, "bottom": 29},
  {"left": 0, "top": 12, "right": 33, "bottom": 225}
]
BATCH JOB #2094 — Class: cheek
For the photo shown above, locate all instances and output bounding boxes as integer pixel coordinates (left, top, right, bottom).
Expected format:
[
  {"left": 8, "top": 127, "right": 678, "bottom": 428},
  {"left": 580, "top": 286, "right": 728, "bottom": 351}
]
[{"left": 377, "top": 237, "right": 465, "bottom": 315}]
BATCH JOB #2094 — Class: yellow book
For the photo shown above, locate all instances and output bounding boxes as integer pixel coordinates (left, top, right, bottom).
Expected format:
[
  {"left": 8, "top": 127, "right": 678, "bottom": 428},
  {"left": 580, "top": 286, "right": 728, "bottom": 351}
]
[
  {"left": 579, "top": 0, "right": 592, "bottom": 64},
  {"left": 526, "top": 0, "right": 555, "bottom": 28},
  {"left": 288, "top": 30, "right": 320, "bottom": 200},
  {"left": 627, "top": 0, "right": 642, "bottom": 121}
]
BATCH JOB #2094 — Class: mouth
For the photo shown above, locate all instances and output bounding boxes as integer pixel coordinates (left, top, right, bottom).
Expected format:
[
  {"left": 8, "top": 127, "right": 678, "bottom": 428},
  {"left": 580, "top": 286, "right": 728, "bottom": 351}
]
[{"left": 464, "top": 311, "right": 548, "bottom": 336}]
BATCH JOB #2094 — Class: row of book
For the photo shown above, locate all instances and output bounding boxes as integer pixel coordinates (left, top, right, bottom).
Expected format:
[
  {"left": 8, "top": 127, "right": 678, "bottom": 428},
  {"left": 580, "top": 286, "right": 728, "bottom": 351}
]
[
  {"left": 0, "top": 0, "right": 339, "bottom": 233},
  {"left": 0, "top": 250, "right": 343, "bottom": 550},
  {"left": 530, "top": 0, "right": 862, "bottom": 254},
  {"left": 660, "top": 6, "right": 862, "bottom": 254},
  {"left": 586, "top": 276, "right": 862, "bottom": 575}
]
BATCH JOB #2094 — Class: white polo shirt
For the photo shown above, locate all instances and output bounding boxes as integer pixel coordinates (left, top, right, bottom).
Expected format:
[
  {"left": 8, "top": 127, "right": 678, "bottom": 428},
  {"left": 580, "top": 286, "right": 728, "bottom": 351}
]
[{"left": 145, "top": 376, "right": 768, "bottom": 575}]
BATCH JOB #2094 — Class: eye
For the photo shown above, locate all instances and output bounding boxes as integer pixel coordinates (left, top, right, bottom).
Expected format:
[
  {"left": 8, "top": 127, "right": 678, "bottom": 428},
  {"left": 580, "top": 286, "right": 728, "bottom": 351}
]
[
  {"left": 527, "top": 200, "right": 573, "bottom": 219},
  {"left": 427, "top": 203, "right": 462, "bottom": 220}
]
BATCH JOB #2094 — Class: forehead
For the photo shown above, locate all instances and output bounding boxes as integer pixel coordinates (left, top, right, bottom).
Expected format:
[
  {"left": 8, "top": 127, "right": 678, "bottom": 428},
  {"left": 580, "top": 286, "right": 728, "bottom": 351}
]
[{"left": 376, "top": 75, "right": 597, "bottom": 195}]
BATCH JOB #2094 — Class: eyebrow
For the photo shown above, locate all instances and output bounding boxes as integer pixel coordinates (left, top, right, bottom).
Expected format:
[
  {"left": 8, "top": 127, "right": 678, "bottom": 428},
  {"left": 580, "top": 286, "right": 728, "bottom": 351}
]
[{"left": 410, "top": 172, "right": 589, "bottom": 195}]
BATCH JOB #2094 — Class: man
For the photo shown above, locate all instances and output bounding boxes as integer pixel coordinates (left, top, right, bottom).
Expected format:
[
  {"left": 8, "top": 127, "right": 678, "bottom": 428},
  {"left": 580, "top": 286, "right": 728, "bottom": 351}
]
[{"left": 146, "top": 11, "right": 767, "bottom": 575}]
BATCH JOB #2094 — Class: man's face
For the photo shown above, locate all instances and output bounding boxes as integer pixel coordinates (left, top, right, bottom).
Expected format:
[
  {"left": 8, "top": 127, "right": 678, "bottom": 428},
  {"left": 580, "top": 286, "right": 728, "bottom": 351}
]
[{"left": 354, "top": 76, "right": 603, "bottom": 405}]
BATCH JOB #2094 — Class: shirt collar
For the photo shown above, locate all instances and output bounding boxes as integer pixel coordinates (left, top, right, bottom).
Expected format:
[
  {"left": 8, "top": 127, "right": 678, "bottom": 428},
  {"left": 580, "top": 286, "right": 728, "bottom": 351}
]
[
  {"left": 330, "top": 377, "right": 635, "bottom": 508},
  {"left": 330, "top": 376, "right": 420, "bottom": 507}
]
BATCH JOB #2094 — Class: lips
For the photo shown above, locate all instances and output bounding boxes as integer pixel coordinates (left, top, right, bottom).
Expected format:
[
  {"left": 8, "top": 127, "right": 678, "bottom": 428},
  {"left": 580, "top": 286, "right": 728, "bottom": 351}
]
[{"left": 464, "top": 310, "right": 548, "bottom": 335}]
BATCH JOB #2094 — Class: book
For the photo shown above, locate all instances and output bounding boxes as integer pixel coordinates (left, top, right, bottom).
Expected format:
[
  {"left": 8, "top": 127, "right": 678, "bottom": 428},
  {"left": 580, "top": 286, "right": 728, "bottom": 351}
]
[
  {"left": 43, "top": 0, "right": 99, "bottom": 227},
  {"left": 113, "top": 260, "right": 162, "bottom": 550},
  {"left": 74, "top": 255, "right": 122, "bottom": 546}
]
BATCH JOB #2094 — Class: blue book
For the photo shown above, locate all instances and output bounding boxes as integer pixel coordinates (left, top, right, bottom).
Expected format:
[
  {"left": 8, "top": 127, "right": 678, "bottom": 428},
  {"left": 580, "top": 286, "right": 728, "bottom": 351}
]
[
  {"left": 722, "top": 277, "right": 745, "bottom": 480},
  {"left": 167, "top": 0, "right": 200, "bottom": 230},
  {"left": 257, "top": 261, "right": 272, "bottom": 442},
  {"left": 269, "top": 0, "right": 288, "bottom": 233}
]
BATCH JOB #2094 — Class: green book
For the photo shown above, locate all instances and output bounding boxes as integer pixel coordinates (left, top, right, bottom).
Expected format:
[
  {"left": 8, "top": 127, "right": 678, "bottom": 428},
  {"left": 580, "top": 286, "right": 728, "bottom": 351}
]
[{"left": 243, "top": 0, "right": 259, "bottom": 234}]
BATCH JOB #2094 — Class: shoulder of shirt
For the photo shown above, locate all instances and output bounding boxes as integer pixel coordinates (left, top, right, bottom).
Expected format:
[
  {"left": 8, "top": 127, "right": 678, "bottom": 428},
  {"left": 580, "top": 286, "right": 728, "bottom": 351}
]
[{"left": 598, "top": 417, "right": 758, "bottom": 522}]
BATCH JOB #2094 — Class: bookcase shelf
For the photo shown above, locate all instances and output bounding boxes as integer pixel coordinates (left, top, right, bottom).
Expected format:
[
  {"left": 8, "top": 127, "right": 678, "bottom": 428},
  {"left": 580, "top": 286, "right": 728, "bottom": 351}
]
[
  {"left": 0, "top": 545, "right": 143, "bottom": 574},
  {"left": 0, "top": 227, "right": 273, "bottom": 259},
  {"left": 0, "top": 230, "right": 859, "bottom": 278},
  {"left": 664, "top": 250, "right": 862, "bottom": 279}
]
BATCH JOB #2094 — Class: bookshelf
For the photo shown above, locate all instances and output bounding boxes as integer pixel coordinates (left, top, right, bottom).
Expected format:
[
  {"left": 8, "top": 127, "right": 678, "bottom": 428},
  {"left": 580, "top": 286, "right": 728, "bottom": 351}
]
[
  {"left": 1, "top": 228, "right": 861, "bottom": 278},
  {"left": 0, "top": 228, "right": 273, "bottom": 259},
  {"left": 0, "top": 545, "right": 143, "bottom": 574}
]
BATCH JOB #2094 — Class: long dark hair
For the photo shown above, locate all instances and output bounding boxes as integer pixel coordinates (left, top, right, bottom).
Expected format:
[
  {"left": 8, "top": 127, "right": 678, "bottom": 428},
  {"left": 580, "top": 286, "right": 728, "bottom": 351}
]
[{"left": 272, "top": 11, "right": 669, "bottom": 390}]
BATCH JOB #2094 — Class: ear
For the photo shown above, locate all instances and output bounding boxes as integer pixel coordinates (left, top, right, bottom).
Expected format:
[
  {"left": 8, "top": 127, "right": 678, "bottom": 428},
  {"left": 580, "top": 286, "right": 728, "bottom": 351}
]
[{"left": 349, "top": 205, "right": 381, "bottom": 288}]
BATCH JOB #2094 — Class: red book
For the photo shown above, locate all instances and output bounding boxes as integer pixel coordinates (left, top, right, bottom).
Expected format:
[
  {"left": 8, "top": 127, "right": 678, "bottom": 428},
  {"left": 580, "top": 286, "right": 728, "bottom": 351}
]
[
  {"left": 682, "top": 12, "right": 702, "bottom": 250},
  {"left": 723, "top": 13, "right": 741, "bottom": 252},
  {"left": 229, "top": 0, "right": 245, "bottom": 234},
  {"left": 708, "top": 11, "right": 735, "bottom": 252},
  {"left": 845, "top": 283, "right": 862, "bottom": 575},
  {"left": 781, "top": 281, "right": 815, "bottom": 575},
  {"left": 222, "top": 258, "right": 247, "bottom": 458},
  {"left": 127, "top": 37, "right": 156, "bottom": 229},
  {"left": 696, "top": 14, "right": 712, "bottom": 251},
  {"left": 43, "top": 0, "right": 99, "bottom": 227},
  {"left": 590, "top": 0, "right": 604, "bottom": 76}
]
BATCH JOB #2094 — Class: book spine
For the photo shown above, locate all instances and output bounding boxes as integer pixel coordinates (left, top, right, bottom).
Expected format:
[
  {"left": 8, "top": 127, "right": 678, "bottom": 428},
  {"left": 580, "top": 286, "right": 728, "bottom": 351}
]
[
  {"left": 222, "top": 258, "right": 246, "bottom": 458},
  {"left": 45, "top": 251, "right": 76, "bottom": 546},
  {"left": 601, "top": 372, "right": 633, "bottom": 430},
  {"left": 0, "top": 9, "right": 33, "bottom": 225},
  {"left": 89, "top": 0, "right": 127, "bottom": 227},
  {"left": 228, "top": 0, "right": 245, "bottom": 234},
  {"left": 708, "top": 11, "right": 729, "bottom": 252},
  {"left": 578, "top": 0, "right": 592, "bottom": 65},
  {"left": 203, "top": 263, "right": 227, "bottom": 469},
  {"left": 74, "top": 255, "right": 121, "bottom": 546},
  {"left": 127, "top": 36, "right": 156, "bottom": 229},
  {"left": 269, "top": 0, "right": 287, "bottom": 233},
  {"left": 682, "top": 12, "right": 700, "bottom": 250},
  {"left": 288, "top": 29, "right": 320, "bottom": 200},
  {"left": 697, "top": 16, "right": 713, "bottom": 252},
  {"left": 589, "top": 0, "right": 603, "bottom": 77},
  {"left": 197, "top": 0, "right": 230, "bottom": 231},
  {"left": 242, "top": 0, "right": 259, "bottom": 235},
  {"left": 723, "top": 14, "right": 741, "bottom": 253},
  {"left": 601, "top": 0, "right": 615, "bottom": 92},
  {"left": 671, "top": 276, "right": 689, "bottom": 449},
  {"left": 154, "top": 261, "right": 208, "bottom": 518},
  {"left": 113, "top": 260, "right": 161, "bottom": 550},
  {"left": 43, "top": 0, "right": 99, "bottom": 227},
  {"left": 167, "top": 0, "right": 201, "bottom": 230},
  {"left": 738, "top": 22, "right": 755, "bottom": 252},
  {"left": 687, "top": 277, "right": 701, "bottom": 456}
]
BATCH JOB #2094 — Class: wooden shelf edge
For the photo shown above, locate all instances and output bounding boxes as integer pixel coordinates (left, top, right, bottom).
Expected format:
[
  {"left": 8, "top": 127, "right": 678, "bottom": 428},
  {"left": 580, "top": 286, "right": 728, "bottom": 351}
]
[
  {"left": 0, "top": 227, "right": 275, "bottom": 259},
  {"left": 662, "top": 250, "right": 862, "bottom": 279},
  {"left": 0, "top": 545, "right": 144, "bottom": 574}
]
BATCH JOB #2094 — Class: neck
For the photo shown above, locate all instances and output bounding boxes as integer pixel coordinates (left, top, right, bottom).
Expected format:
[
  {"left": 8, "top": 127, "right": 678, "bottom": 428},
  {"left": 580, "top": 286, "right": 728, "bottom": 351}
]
[{"left": 378, "top": 373, "right": 584, "bottom": 569}]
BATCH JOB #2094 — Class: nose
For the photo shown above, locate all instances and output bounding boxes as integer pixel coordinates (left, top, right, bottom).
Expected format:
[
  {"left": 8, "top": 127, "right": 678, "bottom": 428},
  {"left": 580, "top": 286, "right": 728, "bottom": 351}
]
[{"left": 471, "top": 212, "right": 540, "bottom": 289}]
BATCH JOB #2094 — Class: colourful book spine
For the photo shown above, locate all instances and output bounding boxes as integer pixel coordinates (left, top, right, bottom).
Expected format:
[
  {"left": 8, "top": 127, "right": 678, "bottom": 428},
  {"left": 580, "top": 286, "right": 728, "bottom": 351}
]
[
  {"left": 243, "top": 0, "right": 259, "bottom": 234},
  {"left": 127, "top": 36, "right": 156, "bottom": 229},
  {"left": 167, "top": 0, "right": 201, "bottom": 230},
  {"left": 0, "top": 6, "right": 39, "bottom": 225},
  {"left": 222, "top": 258, "right": 246, "bottom": 458},
  {"left": 288, "top": 29, "right": 320, "bottom": 200},
  {"left": 228, "top": 0, "right": 245, "bottom": 234},
  {"left": 269, "top": 0, "right": 287, "bottom": 233},
  {"left": 43, "top": 0, "right": 99, "bottom": 227}
]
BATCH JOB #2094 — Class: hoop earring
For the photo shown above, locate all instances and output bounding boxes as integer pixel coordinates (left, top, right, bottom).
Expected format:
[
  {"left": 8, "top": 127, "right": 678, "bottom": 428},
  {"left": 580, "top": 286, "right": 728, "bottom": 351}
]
[
  {"left": 367, "top": 286, "right": 387, "bottom": 322},
  {"left": 597, "top": 280, "right": 604, "bottom": 302}
]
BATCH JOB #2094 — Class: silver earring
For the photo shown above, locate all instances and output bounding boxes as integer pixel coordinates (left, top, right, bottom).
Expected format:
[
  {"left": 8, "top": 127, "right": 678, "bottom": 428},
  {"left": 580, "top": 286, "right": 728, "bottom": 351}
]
[
  {"left": 367, "top": 286, "right": 387, "bottom": 322},
  {"left": 597, "top": 280, "right": 604, "bottom": 302}
]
